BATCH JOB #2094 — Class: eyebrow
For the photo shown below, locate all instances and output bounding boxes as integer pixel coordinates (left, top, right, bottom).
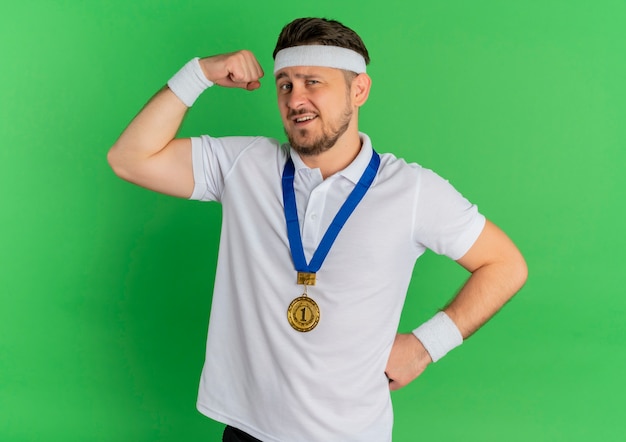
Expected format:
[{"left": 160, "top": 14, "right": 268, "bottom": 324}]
[{"left": 275, "top": 72, "right": 321, "bottom": 83}]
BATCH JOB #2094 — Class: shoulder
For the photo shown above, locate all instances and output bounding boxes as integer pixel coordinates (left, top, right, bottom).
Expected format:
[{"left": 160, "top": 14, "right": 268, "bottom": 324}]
[
  {"left": 195, "top": 135, "right": 282, "bottom": 153},
  {"left": 377, "top": 151, "right": 455, "bottom": 189},
  {"left": 375, "top": 151, "right": 424, "bottom": 184},
  {"left": 193, "top": 135, "right": 286, "bottom": 167}
]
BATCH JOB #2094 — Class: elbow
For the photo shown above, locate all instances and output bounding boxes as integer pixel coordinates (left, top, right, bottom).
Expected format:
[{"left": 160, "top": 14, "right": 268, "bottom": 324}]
[
  {"left": 511, "top": 250, "right": 529, "bottom": 294},
  {"left": 107, "top": 146, "right": 132, "bottom": 181},
  {"left": 106, "top": 148, "right": 118, "bottom": 173},
  {"left": 518, "top": 259, "right": 529, "bottom": 290}
]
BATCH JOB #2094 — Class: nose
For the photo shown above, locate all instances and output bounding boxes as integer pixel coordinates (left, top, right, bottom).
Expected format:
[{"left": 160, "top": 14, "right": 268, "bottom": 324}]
[{"left": 287, "top": 84, "right": 307, "bottom": 110}]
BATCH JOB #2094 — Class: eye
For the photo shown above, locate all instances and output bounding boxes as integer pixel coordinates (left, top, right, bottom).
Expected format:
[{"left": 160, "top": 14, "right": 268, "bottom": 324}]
[
  {"left": 279, "top": 82, "right": 292, "bottom": 92},
  {"left": 306, "top": 80, "right": 320, "bottom": 85}
]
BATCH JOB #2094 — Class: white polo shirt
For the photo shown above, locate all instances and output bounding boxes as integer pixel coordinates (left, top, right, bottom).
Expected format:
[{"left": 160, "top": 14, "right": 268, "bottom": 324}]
[{"left": 190, "top": 133, "right": 485, "bottom": 442}]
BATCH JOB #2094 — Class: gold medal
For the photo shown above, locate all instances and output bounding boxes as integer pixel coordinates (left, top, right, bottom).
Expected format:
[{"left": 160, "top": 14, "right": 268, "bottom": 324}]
[{"left": 287, "top": 295, "right": 320, "bottom": 332}]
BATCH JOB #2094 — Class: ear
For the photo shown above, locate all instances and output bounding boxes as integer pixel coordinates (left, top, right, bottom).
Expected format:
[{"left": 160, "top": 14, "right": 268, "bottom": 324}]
[{"left": 351, "top": 73, "right": 372, "bottom": 107}]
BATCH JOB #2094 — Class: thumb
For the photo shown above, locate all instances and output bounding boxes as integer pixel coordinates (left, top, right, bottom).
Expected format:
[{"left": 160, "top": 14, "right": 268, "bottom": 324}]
[{"left": 245, "top": 80, "right": 261, "bottom": 91}]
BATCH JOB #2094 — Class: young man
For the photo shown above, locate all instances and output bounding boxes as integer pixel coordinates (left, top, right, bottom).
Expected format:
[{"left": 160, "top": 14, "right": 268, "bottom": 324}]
[{"left": 108, "top": 17, "right": 527, "bottom": 442}]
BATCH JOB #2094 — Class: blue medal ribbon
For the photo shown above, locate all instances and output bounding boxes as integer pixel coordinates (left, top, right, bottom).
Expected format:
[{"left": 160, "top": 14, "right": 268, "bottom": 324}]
[{"left": 282, "top": 149, "right": 380, "bottom": 275}]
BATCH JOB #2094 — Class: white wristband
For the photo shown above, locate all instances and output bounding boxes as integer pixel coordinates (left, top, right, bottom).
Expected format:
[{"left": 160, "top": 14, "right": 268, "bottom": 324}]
[
  {"left": 412, "top": 311, "right": 463, "bottom": 362},
  {"left": 167, "top": 57, "right": 214, "bottom": 107}
]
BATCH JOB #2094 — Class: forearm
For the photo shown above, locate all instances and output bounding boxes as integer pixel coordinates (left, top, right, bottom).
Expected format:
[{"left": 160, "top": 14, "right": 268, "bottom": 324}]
[
  {"left": 107, "top": 86, "right": 188, "bottom": 179},
  {"left": 444, "top": 253, "right": 527, "bottom": 339},
  {"left": 389, "top": 259, "right": 525, "bottom": 390}
]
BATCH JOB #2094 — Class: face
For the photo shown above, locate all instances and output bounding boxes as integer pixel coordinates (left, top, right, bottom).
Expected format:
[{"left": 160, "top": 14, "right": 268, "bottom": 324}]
[{"left": 275, "top": 66, "right": 355, "bottom": 157}]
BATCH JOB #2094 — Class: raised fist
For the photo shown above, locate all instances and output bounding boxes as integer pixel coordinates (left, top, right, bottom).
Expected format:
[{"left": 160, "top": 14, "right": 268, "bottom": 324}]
[{"left": 199, "top": 50, "right": 264, "bottom": 91}]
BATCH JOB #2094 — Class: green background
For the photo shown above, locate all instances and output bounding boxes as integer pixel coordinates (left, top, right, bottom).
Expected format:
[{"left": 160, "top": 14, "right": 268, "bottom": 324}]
[{"left": 1, "top": 0, "right": 624, "bottom": 440}]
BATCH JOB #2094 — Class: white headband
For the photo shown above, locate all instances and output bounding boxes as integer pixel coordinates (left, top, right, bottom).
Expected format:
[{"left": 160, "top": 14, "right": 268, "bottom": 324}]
[{"left": 273, "top": 45, "right": 367, "bottom": 75}]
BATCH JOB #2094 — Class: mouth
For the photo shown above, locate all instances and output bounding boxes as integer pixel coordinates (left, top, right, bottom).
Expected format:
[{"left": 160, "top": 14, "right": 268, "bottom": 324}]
[{"left": 290, "top": 112, "right": 318, "bottom": 126}]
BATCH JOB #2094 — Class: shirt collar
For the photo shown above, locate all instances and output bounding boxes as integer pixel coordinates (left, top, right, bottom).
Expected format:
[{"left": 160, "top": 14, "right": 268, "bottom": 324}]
[{"left": 288, "top": 132, "right": 373, "bottom": 184}]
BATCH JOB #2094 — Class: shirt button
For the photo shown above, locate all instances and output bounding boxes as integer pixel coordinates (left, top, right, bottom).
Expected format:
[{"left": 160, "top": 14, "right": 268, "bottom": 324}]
[{"left": 311, "top": 214, "right": 318, "bottom": 220}]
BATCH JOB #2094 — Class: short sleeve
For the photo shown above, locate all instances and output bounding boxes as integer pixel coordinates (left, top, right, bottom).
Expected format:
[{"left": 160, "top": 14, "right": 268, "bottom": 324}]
[
  {"left": 189, "top": 135, "right": 260, "bottom": 202},
  {"left": 413, "top": 168, "right": 486, "bottom": 260}
]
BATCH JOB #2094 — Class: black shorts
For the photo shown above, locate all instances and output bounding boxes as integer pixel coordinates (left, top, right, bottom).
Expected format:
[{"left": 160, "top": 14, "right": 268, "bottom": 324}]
[{"left": 222, "top": 425, "right": 262, "bottom": 442}]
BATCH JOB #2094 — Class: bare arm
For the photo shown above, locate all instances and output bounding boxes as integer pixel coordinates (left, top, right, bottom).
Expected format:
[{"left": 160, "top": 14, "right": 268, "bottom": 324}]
[
  {"left": 446, "top": 220, "right": 528, "bottom": 337},
  {"left": 386, "top": 220, "right": 528, "bottom": 390},
  {"left": 107, "top": 50, "right": 264, "bottom": 198}
]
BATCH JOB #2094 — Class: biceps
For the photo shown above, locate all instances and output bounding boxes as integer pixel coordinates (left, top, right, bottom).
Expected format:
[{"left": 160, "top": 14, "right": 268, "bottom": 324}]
[
  {"left": 115, "top": 138, "right": 195, "bottom": 198},
  {"left": 456, "top": 220, "right": 526, "bottom": 274}
]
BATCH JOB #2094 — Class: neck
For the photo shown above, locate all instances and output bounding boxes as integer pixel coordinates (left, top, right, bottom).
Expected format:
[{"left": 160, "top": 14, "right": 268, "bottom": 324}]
[{"left": 300, "top": 129, "right": 362, "bottom": 179}]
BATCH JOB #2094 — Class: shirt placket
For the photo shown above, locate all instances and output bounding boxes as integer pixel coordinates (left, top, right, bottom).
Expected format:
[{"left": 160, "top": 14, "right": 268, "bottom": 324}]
[{"left": 301, "top": 179, "right": 332, "bottom": 262}]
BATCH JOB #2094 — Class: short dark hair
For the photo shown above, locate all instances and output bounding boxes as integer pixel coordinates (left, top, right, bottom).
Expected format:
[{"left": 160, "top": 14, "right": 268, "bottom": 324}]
[{"left": 272, "top": 17, "right": 370, "bottom": 65}]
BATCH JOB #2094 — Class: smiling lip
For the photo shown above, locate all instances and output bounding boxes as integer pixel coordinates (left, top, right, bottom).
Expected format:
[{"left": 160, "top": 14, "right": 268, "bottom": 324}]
[{"left": 292, "top": 114, "right": 317, "bottom": 125}]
